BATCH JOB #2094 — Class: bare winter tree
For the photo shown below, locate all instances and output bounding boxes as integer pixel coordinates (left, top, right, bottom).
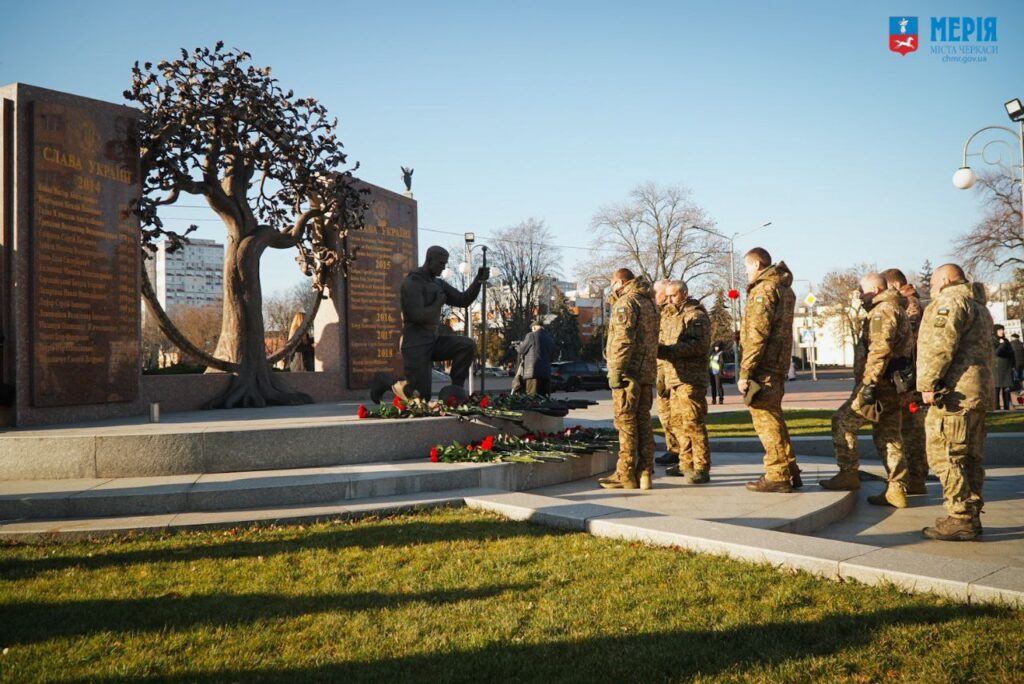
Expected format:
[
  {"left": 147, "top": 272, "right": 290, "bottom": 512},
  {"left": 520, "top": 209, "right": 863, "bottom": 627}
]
[
  {"left": 126, "top": 44, "right": 366, "bottom": 408},
  {"left": 953, "top": 171, "right": 1024, "bottom": 273},
  {"left": 490, "top": 219, "right": 561, "bottom": 344},
  {"left": 817, "top": 264, "right": 875, "bottom": 357},
  {"left": 588, "top": 182, "right": 729, "bottom": 294}
]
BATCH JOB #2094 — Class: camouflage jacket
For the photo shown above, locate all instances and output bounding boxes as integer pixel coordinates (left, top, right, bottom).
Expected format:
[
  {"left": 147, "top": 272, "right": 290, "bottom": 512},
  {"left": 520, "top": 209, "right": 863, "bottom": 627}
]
[
  {"left": 853, "top": 288, "right": 912, "bottom": 386},
  {"left": 916, "top": 281, "right": 995, "bottom": 411},
  {"left": 657, "top": 298, "right": 711, "bottom": 389},
  {"left": 740, "top": 262, "right": 795, "bottom": 380},
  {"left": 606, "top": 277, "right": 659, "bottom": 385}
]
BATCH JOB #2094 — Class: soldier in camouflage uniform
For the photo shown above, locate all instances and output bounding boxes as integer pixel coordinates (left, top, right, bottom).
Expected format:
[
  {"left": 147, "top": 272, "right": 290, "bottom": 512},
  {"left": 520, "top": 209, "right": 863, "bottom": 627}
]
[
  {"left": 653, "top": 280, "right": 681, "bottom": 466},
  {"left": 821, "top": 273, "right": 912, "bottom": 508},
  {"left": 917, "top": 264, "right": 994, "bottom": 541},
  {"left": 737, "top": 248, "right": 800, "bottom": 493},
  {"left": 882, "top": 268, "right": 929, "bottom": 494},
  {"left": 600, "top": 268, "right": 660, "bottom": 490},
  {"left": 657, "top": 281, "right": 713, "bottom": 483}
]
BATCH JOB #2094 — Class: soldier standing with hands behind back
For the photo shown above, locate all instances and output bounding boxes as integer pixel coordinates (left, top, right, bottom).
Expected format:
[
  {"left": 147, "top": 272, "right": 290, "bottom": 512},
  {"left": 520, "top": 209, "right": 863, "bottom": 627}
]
[
  {"left": 737, "top": 248, "right": 801, "bottom": 493},
  {"left": 917, "top": 264, "right": 994, "bottom": 541},
  {"left": 599, "top": 269, "right": 659, "bottom": 491}
]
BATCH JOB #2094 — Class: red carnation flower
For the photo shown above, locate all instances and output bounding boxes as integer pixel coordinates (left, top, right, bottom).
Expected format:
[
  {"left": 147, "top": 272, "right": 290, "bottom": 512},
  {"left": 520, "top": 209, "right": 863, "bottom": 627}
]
[
  {"left": 1018, "top": 395, "right": 1024, "bottom": 405},
  {"left": 467, "top": 444, "right": 475, "bottom": 452},
  {"left": 480, "top": 396, "right": 490, "bottom": 408},
  {"left": 481, "top": 435, "right": 495, "bottom": 451},
  {"left": 430, "top": 447, "right": 440, "bottom": 462},
  {"left": 393, "top": 395, "right": 405, "bottom": 410},
  {"left": 447, "top": 395, "right": 458, "bottom": 408},
  {"left": 357, "top": 404, "right": 368, "bottom": 419},
  {"left": 908, "top": 402, "right": 919, "bottom": 414}
]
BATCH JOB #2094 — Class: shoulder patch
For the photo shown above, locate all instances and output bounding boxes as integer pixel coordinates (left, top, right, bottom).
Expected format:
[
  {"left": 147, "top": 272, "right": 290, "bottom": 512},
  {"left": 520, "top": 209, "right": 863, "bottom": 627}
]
[
  {"left": 937, "top": 308, "right": 949, "bottom": 316},
  {"left": 934, "top": 318, "right": 947, "bottom": 328},
  {"left": 755, "top": 296, "right": 764, "bottom": 303}
]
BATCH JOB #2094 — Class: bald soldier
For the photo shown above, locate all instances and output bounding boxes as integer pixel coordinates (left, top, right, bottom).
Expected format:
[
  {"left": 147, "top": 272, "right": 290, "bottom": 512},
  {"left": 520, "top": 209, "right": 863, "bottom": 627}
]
[
  {"left": 917, "top": 264, "right": 994, "bottom": 541},
  {"left": 600, "top": 268, "right": 659, "bottom": 490},
  {"left": 652, "top": 279, "right": 682, "bottom": 466},
  {"left": 657, "top": 280, "right": 713, "bottom": 483},
  {"left": 882, "top": 267, "right": 929, "bottom": 495},
  {"left": 737, "top": 247, "right": 801, "bottom": 492},
  {"left": 821, "top": 272, "right": 912, "bottom": 508}
]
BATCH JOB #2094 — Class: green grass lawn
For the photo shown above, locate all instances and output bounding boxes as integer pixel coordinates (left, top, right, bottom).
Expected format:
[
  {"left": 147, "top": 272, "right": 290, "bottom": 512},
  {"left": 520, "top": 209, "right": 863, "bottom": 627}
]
[
  {"left": 2, "top": 508, "right": 1022, "bottom": 682},
  {"left": 656, "top": 409, "right": 1024, "bottom": 439}
]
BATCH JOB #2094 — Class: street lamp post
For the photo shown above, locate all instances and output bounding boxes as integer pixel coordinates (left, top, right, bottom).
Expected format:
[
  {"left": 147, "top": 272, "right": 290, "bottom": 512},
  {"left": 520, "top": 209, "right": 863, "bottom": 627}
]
[
  {"left": 458, "top": 234, "right": 497, "bottom": 395},
  {"left": 952, "top": 98, "right": 1024, "bottom": 231}
]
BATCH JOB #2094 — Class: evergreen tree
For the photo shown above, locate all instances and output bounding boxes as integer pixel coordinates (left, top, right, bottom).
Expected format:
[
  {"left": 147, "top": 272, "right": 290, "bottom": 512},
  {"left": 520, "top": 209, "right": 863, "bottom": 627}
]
[
  {"left": 708, "top": 290, "right": 734, "bottom": 347},
  {"left": 918, "top": 260, "right": 934, "bottom": 294},
  {"left": 547, "top": 292, "right": 582, "bottom": 361},
  {"left": 581, "top": 323, "right": 606, "bottom": 361}
]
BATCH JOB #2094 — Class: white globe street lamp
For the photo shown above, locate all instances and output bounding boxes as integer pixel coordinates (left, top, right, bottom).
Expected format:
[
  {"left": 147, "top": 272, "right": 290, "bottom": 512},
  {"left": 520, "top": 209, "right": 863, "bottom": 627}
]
[{"left": 952, "top": 166, "right": 977, "bottom": 190}]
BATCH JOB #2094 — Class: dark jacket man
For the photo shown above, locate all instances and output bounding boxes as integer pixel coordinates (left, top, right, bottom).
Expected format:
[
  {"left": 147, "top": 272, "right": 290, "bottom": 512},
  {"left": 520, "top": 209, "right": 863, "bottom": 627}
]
[{"left": 518, "top": 322, "right": 556, "bottom": 395}]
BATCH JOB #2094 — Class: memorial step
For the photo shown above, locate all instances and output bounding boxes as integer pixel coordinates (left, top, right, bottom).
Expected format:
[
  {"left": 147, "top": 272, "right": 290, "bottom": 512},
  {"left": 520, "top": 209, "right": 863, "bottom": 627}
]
[
  {"left": 0, "top": 451, "right": 617, "bottom": 522},
  {"left": 0, "top": 414, "right": 496, "bottom": 480},
  {"left": 0, "top": 488, "right": 504, "bottom": 540}
]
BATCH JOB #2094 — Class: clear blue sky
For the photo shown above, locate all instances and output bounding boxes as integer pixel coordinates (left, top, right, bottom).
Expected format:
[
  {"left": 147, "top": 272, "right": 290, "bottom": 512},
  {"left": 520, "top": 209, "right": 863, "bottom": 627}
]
[{"left": 3, "top": 0, "right": 1022, "bottom": 297}]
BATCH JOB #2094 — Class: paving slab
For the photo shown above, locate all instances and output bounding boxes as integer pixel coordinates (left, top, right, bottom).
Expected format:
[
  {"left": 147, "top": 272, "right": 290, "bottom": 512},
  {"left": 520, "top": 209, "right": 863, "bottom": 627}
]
[
  {"left": 465, "top": 492, "right": 630, "bottom": 531},
  {"left": 839, "top": 547, "right": 1007, "bottom": 601},
  {"left": 968, "top": 566, "right": 1024, "bottom": 607},
  {"left": 587, "top": 512, "right": 877, "bottom": 578}
]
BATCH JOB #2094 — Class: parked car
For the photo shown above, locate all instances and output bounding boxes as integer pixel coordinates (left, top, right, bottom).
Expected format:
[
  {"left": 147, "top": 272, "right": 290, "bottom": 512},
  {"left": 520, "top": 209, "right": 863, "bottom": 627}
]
[
  {"left": 720, "top": 362, "right": 736, "bottom": 383},
  {"left": 475, "top": 366, "right": 508, "bottom": 377},
  {"left": 550, "top": 360, "right": 608, "bottom": 392}
]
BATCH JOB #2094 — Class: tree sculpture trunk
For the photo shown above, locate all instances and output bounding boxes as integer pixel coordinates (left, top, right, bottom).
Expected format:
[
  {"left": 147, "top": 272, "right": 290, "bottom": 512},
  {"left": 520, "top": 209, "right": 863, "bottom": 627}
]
[{"left": 206, "top": 225, "right": 312, "bottom": 409}]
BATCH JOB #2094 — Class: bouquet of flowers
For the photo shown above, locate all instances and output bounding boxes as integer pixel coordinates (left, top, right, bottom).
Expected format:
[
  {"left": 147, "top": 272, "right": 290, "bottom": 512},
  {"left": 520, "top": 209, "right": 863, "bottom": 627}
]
[
  {"left": 357, "top": 393, "right": 599, "bottom": 421},
  {"left": 429, "top": 426, "right": 619, "bottom": 464}
]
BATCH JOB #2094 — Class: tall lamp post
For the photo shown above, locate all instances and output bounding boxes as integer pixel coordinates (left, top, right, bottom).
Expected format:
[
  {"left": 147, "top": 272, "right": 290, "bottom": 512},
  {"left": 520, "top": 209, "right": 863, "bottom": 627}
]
[
  {"left": 952, "top": 98, "right": 1024, "bottom": 232},
  {"left": 459, "top": 235, "right": 497, "bottom": 395},
  {"left": 692, "top": 221, "right": 772, "bottom": 367}
]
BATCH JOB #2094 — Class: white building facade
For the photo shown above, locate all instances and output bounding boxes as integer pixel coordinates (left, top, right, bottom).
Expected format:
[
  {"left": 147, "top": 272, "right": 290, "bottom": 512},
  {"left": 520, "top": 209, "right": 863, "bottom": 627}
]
[{"left": 146, "top": 238, "right": 225, "bottom": 310}]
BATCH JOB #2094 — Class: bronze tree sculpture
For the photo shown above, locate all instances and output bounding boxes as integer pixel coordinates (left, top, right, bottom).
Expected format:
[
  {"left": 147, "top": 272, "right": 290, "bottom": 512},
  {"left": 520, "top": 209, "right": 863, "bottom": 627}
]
[{"left": 126, "top": 43, "right": 366, "bottom": 408}]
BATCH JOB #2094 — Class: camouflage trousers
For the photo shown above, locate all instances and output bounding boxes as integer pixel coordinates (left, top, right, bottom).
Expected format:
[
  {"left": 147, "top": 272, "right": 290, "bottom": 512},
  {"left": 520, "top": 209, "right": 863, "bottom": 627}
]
[
  {"left": 613, "top": 383, "right": 655, "bottom": 476},
  {"left": 899, "top": 393, "right": 929, "bottom": 483},
  {"left": 926, "top": 405, "right": 986, "bottom": 519},
  {"left": 668, "top": 384, "right": 710, "bottom": 472},
  {"left": 831, "top": 383, "right": 908, "bottom": 484},
  {"left": 747, "top": 376, "right": 796, "bottom": 482},
  {"left": 656, "top": 393, "right": 680, "bottom": 454}
]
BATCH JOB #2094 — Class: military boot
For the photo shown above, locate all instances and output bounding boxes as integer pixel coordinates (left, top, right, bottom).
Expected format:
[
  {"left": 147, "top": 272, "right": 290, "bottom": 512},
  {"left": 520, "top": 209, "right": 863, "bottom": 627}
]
[
  {"left": 867, "top": 483, "right": 908, "bottom": 508},
  {"left": 904, "top": 478, "right": 928, "bottom": 495},
  {"left": 789, "top": 463, "right": 803, "bottom": 489},
  {"left": 655, "top": 451, "right": 680, "bottom": 466},
  {"left": 819, "top": 469, "right": 861, "bottom": 491},
  {"left": 665, "top": 465, "right": 694, "bottom": 478},
  {"left": 639, "top": 471, "right": 653, "bottom": 490},
  {"left": 745, "top": 476, "right": 793, "bottom": 493},
  {"left": 599, "top": 470, "right": 638, "bottom": 490},
  {"left": 685, "top": 470, "right": 710, "bottom": 485},
  {"left": 923, "top": 516, "right": 981, "bottom": 541}
]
